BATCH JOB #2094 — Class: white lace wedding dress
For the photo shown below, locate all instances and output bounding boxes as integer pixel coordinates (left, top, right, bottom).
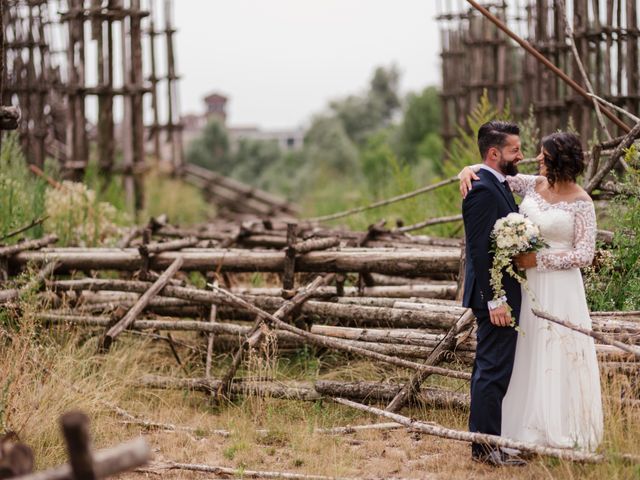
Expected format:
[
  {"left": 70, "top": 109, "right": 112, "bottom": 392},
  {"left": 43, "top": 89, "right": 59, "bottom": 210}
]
[{"left": 501, "top": 174, "right": 603, "bottom": 451}]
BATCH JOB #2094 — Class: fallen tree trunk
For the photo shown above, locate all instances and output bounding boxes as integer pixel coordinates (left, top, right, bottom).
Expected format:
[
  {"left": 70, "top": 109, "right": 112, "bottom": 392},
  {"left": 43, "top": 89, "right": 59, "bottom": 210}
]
[
  {"left": 208, "top": 284, "right": 472, "bottom": 380},
  {"left": 220, "top": 274, "right": 334, "bottom": 398},
  {"left": 49, "top": 280, "right": 462, "bottom": 329},
  {"left": 14, "top": 247, "right": 460, "bottom": 275},
  {"left": 99, "top": 257, "right": 184, "bottom": 351},
  {"left": 139, "top": 375, "right": 469, "bottom": 409},
  {"left": 532, "top": 308, "right": 640, "bottom": 358},
  {"left": 146, "top": 461, "right": 356, "bottom": 480},
  {"left": 334, "top": 398, "right": 607, "bottom": 463},
  {"left": 0, "top": 234, "right": 58, "bottom": 258},
  {"left": 385, "top": 309, "right": 475, "bottom": 412}
]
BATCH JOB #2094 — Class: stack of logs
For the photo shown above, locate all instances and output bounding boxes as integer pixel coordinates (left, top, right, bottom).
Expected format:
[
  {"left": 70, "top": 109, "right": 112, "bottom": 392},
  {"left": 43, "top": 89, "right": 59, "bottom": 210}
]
[{"left": 0, "top": 214, "right": 638, "bottom": 415}]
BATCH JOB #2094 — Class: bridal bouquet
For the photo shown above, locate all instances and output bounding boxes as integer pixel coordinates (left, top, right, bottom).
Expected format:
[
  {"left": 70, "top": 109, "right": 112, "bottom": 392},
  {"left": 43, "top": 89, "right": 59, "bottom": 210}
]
[{"left": 490, "top": 213, "right": 546, "bottom": 311}]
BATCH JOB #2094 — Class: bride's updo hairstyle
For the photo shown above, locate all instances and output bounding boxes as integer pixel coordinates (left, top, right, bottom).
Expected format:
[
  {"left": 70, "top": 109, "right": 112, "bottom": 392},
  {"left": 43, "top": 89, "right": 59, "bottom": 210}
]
[{"left": 541, "top": 132, "right": 585, "bottom": 186}]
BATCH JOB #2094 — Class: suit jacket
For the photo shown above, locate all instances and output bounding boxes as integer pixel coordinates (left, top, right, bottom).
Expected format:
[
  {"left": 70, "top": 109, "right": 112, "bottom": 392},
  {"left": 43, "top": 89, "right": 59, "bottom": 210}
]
[{"left": 461, "top": 168, "right": 522, "bottom": 315}]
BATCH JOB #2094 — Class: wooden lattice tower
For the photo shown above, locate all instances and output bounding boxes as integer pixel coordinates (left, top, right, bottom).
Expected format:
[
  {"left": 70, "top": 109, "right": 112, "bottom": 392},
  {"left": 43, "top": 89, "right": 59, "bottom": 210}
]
[
  {"left": 438, "top": 0, "right": 640, "bottom": 144},
  {"left": 1, "top": 0, "right": 184, "bottom": 212}
]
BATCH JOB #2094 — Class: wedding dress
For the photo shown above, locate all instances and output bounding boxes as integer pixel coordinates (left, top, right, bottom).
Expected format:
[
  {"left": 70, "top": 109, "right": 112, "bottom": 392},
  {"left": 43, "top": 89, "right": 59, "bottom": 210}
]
[{"left": 501, "top": 174, "right": 603, "bottom": 451}]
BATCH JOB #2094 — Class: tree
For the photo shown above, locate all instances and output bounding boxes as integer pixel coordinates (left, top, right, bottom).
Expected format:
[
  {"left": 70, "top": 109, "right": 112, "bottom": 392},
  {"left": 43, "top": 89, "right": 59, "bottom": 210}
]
[
  {"left": 395, "top": 86, "right": 442, "bottom": 164},
  {"left": 231, "top": 138, "right": 282, "bottom": 184},
  {"left": 185, "top": 118, "right": 232, "bottom": 174},
  {"left": 329, "top": 65, "right": 401, "bottom": 145}
]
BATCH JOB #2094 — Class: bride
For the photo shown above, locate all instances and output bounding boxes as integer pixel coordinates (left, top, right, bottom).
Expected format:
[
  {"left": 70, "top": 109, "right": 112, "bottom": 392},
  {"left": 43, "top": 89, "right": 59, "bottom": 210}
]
[{"left": 459, "top": 131, "right": 603, "bottom": 451}]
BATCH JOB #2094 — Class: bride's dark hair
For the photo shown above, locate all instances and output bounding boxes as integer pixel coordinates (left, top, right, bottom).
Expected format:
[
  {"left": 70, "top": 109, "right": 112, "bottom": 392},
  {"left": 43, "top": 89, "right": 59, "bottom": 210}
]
[{"left": 541, "top": 132, "right": 585, "bottom": 186}]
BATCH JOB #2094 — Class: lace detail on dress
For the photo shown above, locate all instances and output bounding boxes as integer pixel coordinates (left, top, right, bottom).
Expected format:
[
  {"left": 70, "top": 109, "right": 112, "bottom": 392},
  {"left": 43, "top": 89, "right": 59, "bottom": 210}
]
[
  {"left": 535, "top": 200, "right": 596, "bottom": 272},
  {"left": 506, "top": 174, "right": 539, "bottom": 197}
]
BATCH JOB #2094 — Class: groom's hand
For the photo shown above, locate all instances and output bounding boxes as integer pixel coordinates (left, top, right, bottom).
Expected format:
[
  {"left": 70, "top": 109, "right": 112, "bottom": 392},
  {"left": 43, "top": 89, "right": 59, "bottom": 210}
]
[{"left": 489, "top": 305, "right": 512, "bottom": 327}]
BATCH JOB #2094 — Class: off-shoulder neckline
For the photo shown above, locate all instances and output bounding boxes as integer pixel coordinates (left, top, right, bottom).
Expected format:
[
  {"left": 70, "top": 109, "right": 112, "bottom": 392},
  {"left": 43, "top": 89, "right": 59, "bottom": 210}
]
[{"left": 529, "top": 188, "right": 593, "bottom": 208}]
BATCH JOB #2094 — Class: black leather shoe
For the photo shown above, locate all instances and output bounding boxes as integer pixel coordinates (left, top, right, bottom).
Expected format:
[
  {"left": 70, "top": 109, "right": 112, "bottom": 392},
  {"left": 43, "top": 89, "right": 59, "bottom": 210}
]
[{"left": 472, "top": 449, "right": 528, "bottom": 467}]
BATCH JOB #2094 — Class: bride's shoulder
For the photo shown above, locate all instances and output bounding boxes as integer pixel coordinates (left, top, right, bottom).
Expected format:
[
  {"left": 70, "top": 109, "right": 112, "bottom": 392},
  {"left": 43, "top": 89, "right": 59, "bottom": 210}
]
[{"left": 572, "top": 185, "right": 593, "bottom": 204}]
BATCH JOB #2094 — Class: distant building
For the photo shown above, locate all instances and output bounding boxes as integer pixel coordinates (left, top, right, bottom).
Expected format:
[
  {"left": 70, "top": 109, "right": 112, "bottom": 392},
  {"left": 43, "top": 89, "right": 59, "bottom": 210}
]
[
  {"left": 228, "top": 125, "right": 305, "bottom": 152},
  {"left": 203, "top": 93, "right": 228, "bottom": 123},
  {"left": 181, "top": 91, "right": 305, "bottom": 153}
]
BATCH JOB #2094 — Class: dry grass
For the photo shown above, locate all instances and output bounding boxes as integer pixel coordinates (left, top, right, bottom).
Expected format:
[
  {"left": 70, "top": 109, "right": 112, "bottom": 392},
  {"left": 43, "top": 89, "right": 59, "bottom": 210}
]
[{"left": 1, "top": 293, "right": 639, "bottom": 479}]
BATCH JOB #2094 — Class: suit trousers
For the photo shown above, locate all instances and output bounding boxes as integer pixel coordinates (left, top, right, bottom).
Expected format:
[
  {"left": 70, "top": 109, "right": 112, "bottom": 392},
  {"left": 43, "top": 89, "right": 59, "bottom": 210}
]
[{"left": 468, "top": 308, "right": 518, "bottom": 457}]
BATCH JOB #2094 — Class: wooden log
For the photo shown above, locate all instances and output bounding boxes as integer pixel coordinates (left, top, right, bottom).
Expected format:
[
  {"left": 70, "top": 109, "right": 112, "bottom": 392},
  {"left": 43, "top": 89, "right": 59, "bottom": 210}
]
[
  {"left": 314, "top": 380, "right": 469, "bottom": 410},
  {"left": 314, "top": 422, "right": 405, "bottom": 435},
  {"left": 205, "top": 279, "right": 219, "bottom": 379},
  {"left": 0, "top": 234, "right": 58, "bottom": 257},
  {"left": 181, "top": 163, "right": 297, "bottom": 215},
  {"left": 0, "top": 260, "right": 59, "bottom": 303},
  {"left": 393, "top": 214, "right": 463, "bottom": 233},
  {"left": 139, "top": 375, "right": 469, "bottom": 410},
  {"left": 99, "top": 257, "right": 183, "bottom": 351},
  {"left": 60, "top": 411, "right": 96, "bottom": 480},
  {"left": 140, "top": 375, "right": 322, "bottom": 401},
  {"left": 308, "top": 176, "right": 459, "bottom": 223},
  {"left": 585, "top": 120, "right": 640, "bottom": 193},
  {"left": 385, "top": 309, "right": 475, "bottom": 412},
  {"left": 138, "top": 236, "right": 199, "bottom": 256},
  {"left": 14, "top": 437, "right": 150, "bottom": 480},
  {"left": 219, "top": 274, "right": 333, "bottom": 398},
  {"left": 14, "top": 247, "right": 460, "bottom": 275},
  {"left": 292, "top": 237, "right": 340, "bottom": 254},
  {"left": 208, "top": 284, "right": 471, "bottom": 380},
  {"left": 282, "top": 223, "right": 297, "bottom": 294},
  {"left": 116, "top": 227, "right": 142, "bottom": 248},
  {"left": 227, "top": 283, "right": 457, "bottom": 299},
  {"left": 39, "top": 315, "right": 637, "bottom": 363},
  {"left": 333, "top": 398, "right": 608, "bottom": 463},
  {"left": 49, "top": 280, "right": 461, "bottom": 329},
  {"left": 146, "top": 461, "right": 355, "bottom": 480},
  {"left": 532, "top": 308, "right": 640, "bottom": 358}
]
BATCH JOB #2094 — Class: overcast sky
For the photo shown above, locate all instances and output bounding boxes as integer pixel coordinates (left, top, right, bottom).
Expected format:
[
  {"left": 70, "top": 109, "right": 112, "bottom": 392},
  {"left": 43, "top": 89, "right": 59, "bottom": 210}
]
[{"left": 174, "top": 1, "right": 442, "bottom": 129}]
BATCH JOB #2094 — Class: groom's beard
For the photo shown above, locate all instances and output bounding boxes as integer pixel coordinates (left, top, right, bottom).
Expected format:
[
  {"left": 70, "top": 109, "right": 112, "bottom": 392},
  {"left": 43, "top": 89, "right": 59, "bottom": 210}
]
[{"left": 498, "top": 157, "right": 519, "bottom": 176}]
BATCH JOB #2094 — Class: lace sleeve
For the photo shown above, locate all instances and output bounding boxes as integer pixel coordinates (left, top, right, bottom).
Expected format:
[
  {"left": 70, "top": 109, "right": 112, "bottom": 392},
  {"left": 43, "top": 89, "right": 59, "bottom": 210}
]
[
  {"left": 536, "top": 201, "right": 597, "bottom": 271},
  {"left": 506, "top": 174, "right": 539, "bottom": 197}
]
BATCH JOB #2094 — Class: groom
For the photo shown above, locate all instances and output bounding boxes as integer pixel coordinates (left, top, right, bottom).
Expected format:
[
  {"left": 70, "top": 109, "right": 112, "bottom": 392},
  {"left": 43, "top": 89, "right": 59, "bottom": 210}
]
[{"left": 461, "top": 120, "right": 525, "bottom": 466}]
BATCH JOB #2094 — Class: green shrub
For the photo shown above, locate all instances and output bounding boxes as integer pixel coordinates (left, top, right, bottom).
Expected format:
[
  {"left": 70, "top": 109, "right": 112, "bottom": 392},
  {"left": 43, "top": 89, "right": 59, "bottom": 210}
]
[{"left": 0, "top": 134, "right": 47, "bottom": 241}]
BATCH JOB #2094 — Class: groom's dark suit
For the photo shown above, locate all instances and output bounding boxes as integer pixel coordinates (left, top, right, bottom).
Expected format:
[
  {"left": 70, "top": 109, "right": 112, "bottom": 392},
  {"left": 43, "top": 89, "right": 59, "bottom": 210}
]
[{"left": 462, "top": 167, "right": 522, "bottom": 458}]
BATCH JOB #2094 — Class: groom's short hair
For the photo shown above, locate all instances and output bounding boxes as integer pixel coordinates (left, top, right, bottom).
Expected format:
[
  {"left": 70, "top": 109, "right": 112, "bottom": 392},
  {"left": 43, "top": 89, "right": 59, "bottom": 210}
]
[{"left": 477, "top": 121, "right": 520, "bottom": 160}]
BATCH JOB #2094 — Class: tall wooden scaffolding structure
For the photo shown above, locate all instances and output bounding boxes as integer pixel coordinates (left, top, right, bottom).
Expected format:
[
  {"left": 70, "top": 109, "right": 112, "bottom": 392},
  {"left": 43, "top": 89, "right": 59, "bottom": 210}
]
[
  {"left": 438, "top": 0, "right": 639, "bottom": 146},
  {"left": 1, "top": 0, "right": 184, "bottom": 212}
]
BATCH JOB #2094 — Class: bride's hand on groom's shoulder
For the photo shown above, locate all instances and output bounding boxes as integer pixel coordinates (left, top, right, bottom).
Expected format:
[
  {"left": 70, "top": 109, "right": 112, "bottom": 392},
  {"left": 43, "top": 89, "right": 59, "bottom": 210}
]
[{"left": 458, "top": 167, "right": 480, "bottom": 199}]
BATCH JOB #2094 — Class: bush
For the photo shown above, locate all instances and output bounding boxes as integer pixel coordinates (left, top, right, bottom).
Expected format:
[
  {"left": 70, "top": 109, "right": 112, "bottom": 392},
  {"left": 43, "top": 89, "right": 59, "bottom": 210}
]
[
  {"left": 44, "top": 181, "right": 123, "bottom": 247},
  {"left": 585, "top": 146, "right": 640, "bottom": 311},
  {"left": 0, "top": 134, "right": 47, "bottom": 241}
]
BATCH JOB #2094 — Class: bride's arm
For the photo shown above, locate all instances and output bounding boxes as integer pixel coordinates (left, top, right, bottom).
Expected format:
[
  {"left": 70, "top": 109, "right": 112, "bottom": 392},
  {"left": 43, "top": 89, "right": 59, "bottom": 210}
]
[
  {"left": 458, "top": 165, "right": 481, "bottom": 198},
  {"left": 535, "top": 201, "right": 597, "bottom": 272},
  {"left": 458, "top": 165, "right": 539, "bottom": 198},
  {"left": 505, "top": 174, "right": 540, "bottom": 197}
]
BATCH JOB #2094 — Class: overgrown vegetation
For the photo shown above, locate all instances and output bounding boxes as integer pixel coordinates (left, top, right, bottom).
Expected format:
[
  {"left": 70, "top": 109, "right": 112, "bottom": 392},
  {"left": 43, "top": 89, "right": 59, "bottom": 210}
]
[
  {"left": 0, "top": 135, "right": 48, "bottom": 241},
  {"left": 586, "top": 146, "right": 640, "bottom": 311}
]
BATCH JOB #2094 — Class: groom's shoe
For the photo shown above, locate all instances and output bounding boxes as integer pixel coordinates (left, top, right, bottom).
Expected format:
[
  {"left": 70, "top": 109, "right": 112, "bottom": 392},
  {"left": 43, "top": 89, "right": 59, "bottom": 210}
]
[{"left": 472, "top": 449, "right": 527, "bottom": 467}]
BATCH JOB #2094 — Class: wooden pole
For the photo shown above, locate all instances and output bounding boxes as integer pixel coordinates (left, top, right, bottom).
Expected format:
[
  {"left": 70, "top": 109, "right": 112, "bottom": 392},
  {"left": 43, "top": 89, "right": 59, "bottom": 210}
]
[
  {"left": 99, "top": 257, "right": 183, "bottom": 351},
  {"left": 218, "top": 274, "right": 333, "bottom": 398},
  {"left": 385, "top": 309, "right": 475, "bottom": 412},
  {"left": 60, "top": 411, "right": 96, "bottom": 480}
]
